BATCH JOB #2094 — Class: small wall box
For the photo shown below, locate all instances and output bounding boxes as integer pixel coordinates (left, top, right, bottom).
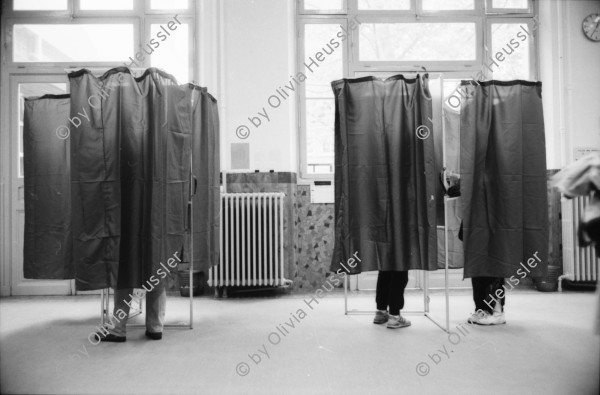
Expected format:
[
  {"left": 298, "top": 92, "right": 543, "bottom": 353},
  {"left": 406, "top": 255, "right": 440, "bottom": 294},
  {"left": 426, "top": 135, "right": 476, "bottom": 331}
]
[{"left": 310, "top": 181, "right": 334, "bottom": 204}]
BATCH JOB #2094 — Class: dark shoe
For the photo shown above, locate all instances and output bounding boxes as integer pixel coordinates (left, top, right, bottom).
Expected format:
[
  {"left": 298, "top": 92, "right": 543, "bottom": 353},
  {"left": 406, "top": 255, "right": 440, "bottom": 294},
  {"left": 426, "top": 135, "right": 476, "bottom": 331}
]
[
  {"left": 94, "top": 332, "right": 126, "bottom": 342},
  {"left": 373, "top": 310, "right": 389, "bottom": 324},
  {"left": 145, "top": 330, "right": 162, "bottom": 340}
]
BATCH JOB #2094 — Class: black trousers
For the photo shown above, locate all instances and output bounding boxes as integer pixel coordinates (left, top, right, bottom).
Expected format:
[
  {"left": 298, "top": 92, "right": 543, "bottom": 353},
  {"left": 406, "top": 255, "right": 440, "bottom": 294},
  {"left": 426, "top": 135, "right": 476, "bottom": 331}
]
[
  {"left": 376, "top": 271, "right": 409, "bottom": 316},
  {"left": 472, "top": 277, "right": 505, "bottom": 314}
]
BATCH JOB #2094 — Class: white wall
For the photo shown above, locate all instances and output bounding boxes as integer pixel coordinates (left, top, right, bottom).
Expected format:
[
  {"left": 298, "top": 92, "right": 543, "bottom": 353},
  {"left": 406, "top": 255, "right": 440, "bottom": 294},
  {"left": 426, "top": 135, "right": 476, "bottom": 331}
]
[
  {"left": 203, "top": 0, "right": 297, "bottom": 173},
  {"left": 539, "top": 0, "right": 600, "bottom": 169}
]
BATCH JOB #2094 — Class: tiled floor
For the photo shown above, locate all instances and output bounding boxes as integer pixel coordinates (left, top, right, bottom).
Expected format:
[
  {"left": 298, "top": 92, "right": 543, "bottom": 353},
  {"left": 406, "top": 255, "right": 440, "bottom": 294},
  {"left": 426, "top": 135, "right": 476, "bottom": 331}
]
[{"left": 0, "top": 288, "right": 598, "bottom": 394}]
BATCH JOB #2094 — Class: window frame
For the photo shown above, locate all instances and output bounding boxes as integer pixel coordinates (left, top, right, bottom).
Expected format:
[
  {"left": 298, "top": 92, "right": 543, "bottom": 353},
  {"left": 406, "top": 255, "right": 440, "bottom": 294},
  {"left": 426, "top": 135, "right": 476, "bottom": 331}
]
[
  {"left": 485, "top": 16, "right": 538, "bottom": 81},
  {"left": 297, "top": 0, "right": 348, "bottom": 15},
  {"left": 143, "top": 15, "right": 195, "bottom": 83},
  {"left": 4, "top": 0, "right": 195, "bottom": 16},
  {"left": 74, "top": 0, "right": 141, "bottom": 16},
  {"left": 8, "top": 0, "right": 73, "bottom": 16},
  {"left": 417, "top": 0, "right": 484, "bottom": 16},
  {"left": 144, "top": 0, "right": 194, "bottom": 15},
  {"left": 350, "top": 0, "right": 415, "bottom": 16},
  {"left": 2, "top": 0, "right": 195, "bottom": 70},
  {"left": 347, "top": 0, "right": 486, "bottom": 16},
  {"left": 297, "top": 0, "right": 537, "bottom": 181},
  {"left": 298, "top": 17, "right": 349, "bottom": 180},
  {"left": 351, "top": 16, "right": 484, "bottom": 72},
  {"left": 485, "top": 0, "right": 533, "bottom": 15},
  {"left": 7, "top": 18, "right": 142, "bottom": 67}
]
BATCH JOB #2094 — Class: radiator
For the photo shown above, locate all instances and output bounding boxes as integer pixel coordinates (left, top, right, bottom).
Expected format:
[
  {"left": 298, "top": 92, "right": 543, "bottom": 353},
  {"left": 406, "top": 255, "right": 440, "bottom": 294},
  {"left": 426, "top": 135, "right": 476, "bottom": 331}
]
[
  {"left": 560, "top": 196, "right": 599, "bottom": 287},
  {"left": 208, "top": 193, "right": 289, "bottom": 288}
]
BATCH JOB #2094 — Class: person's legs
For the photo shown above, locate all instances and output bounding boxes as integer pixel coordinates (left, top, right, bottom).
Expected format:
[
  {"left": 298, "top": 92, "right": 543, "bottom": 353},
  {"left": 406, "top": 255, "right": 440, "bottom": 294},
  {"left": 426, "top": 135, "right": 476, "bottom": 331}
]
[
  {"left": 110, "top": 288, "right": 133, "bottom": 336},
  {"left": 94, "top": 288, "right": 133, "bottom": 342},
  {"left": 488, "top": 277, "right": 506, "bottom": 313},
  {"left": 468, "top": 277, "right": 493, "bottom": 324},
  {"left": 375, "top": 270, "right": 391, "bottom": 311},
  {"left": 471, "top": 277, "right": 506, "bottom": 325},
  {"left": 481, "top": 278, "right": 506, "bottom": 324},
  {"left": 471, "top": 277, "right": 493, "bottom": 314},
  {"left": 145, "top": 286, "right": 166, "bottom": 338},
  {"left": 374, "top": 271, "right": 391, "bottom": 324},
  {"left": 387, "top": 271, "right": 409, "bottom": 316},
  {"left": 386, "top": 271, "right": 411, "bottom": 329}
]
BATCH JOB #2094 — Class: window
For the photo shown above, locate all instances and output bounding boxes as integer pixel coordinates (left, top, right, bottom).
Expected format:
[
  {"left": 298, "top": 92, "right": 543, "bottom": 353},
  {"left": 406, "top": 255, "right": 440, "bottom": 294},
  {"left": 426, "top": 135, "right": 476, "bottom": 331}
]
[
  {"left": 13, "top": 0, "right": 67, "bottom": 11},
  {"left": 422, "top": 0, "right": 474, "bottom": 11},
  {"left": 303, "top": 23, "right": 344, "bottom": 173},
  {"left": 301, "top": 0, "right": 346, "bottom": 13},
  {"left": 149, "top": 21, "right": 190, "bottom": 82},
  {"left": 79, "top": 0, "right": 133, "bottom": 10},
  {"left": 6, "top": 0, "right": 195, "bottom": 75},
  {"left": 359, "top": 22, "right": 478, "bottom": 62},
  {"left": 300, "top": 21, "right": 346, "bottom": 175},
  {"left": 13, "top": 24, "right": 135, "bottom": 63},
  {"left": 358, "top": 0, "right": 410, "bottom": 11},
  {"left": 298, "top": 0, "right": 536, "bottom": 178},
  {"left": 492, "top": 0, "right": 528, "bottom": 9},
  {"left": 487, "top": 0, "right": 532, "bottom": 13},
  {"left": 150, "top": 0, "right": 189, "bottom": 10},
  {"left": 489, "top": 22, "right": 534, "bottom": 80}
]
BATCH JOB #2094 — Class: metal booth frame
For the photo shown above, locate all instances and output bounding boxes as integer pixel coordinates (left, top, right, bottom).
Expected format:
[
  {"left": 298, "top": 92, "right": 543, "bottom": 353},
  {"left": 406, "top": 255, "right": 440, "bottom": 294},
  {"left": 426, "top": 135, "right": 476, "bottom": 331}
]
[
  {"left": 99, "top": 79, "right": 198, "bottom": 330},
  {"left": 341, "top": 74, "right": 456, "bottom": 334}
]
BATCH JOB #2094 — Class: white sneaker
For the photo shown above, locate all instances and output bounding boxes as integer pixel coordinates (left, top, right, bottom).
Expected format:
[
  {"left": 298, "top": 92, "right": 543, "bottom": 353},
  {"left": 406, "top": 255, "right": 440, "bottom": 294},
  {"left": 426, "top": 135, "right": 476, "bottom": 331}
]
[
  {"left": 387, "top": 314, "right": 411, "bottom": 329},
  {"left": 467, "top": 310, "right": 488, "bottom": 324},
  {"left": 477, "top": 311, "right": 506, "bottom": 325}
]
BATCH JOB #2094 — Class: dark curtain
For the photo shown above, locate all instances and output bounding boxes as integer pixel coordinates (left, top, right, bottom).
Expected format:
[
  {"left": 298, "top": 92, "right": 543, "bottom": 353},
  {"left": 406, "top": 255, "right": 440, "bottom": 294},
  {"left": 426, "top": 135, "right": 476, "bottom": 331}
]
[
  {"left": 330, "top": 74, "right": 437, "bottom": 274},
  {"left": 460, "top": 80, "right": 548, "bottom": 278},
  {"left": 23, "top": 95, "right": 73, "bottom": 279},
  {"left": 187, "top": 84, "right": 221, "bottom": 272},
  {"left": 23, "top": 67, "right": 220, "bottom": 291}
]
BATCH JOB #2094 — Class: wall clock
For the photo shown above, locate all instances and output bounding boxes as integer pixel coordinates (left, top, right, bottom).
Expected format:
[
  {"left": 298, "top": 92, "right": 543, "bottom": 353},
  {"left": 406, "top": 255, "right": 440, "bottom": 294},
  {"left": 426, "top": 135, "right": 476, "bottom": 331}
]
[{"left": 582, "top": 13, "right": 600, "bottom": 42}]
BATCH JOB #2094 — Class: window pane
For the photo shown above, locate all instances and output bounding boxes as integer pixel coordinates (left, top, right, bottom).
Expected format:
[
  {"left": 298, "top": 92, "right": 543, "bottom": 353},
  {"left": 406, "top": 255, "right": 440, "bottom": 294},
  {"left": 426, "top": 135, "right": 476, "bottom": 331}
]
[
  {"left": 443, "top": 79, "right": 464, "bottom": 110},
  {"left": 359, "top": 23, "right": 477, "bottom": 61},
  {"left": 442, "top": 79, "right": 463, "bottom": 173},
  {"left": 80, "top": 0, "right": 133, "bottom": 10},
  {"left": 13, "top": 0, "right": 67, "bottom": 10},
  {"left": 150, "top": 0, "right": 188, "bottom": 9},
  {"left": 490, "top": 23, "right": 530, "bottom": 79},
  {"left": 492, "top": 0, "right": 529, "bottom": 9},
  {"left": 358, "top": 0, "right": 410, "bottom": 10},
  {"left": 13, "top": 24, "right": 134, "bottom": 62},
  {"left": 304, "top": 24, "right": 344, "bottom": 98},
  {"left": 422, "top": 0, "right": 474, "bottom": 11},
  {"left": 304, "top": 0, "right": 344, "bottom": 11},
  {"left": 306, "top": 99, "right": 335, "bottom": 174},
  {"left": 150, "top": 23, "right": 189, "bottom": 83},
  {"left": 18, "top": 83, "right": 67, "bottom": 178}
]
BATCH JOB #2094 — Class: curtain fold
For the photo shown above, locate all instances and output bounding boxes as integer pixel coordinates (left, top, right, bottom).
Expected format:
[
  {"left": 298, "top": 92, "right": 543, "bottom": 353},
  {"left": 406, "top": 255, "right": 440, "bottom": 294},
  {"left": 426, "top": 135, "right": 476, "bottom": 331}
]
[
  {"left": 23, "top": 67, "right": 220, "bottom": 291},
  {"left": 330, "top": 74, "right": 437, "bottom": 274},
  {"left": 459, "top": 80, "right": 548, "bottom": 278},
  {"left": 23, "top": 95, "right": 73, "bottom": 279},
  {"left": 187, "top": 84, "right": 221, "bottom": 273}
]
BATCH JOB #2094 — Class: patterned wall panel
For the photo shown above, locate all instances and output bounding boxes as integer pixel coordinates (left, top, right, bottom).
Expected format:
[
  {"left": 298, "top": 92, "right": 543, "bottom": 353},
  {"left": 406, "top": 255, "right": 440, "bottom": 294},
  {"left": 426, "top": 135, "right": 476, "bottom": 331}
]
[{"left": 294, "top": 185, "right": 335, "bottom": 290}]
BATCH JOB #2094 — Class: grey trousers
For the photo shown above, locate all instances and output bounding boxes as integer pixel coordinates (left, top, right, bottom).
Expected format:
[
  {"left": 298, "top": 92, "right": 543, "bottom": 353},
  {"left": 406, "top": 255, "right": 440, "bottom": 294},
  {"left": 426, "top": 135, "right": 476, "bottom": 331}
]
[{"left": 109, "top": 287, "right": 166, "bottom": 336}]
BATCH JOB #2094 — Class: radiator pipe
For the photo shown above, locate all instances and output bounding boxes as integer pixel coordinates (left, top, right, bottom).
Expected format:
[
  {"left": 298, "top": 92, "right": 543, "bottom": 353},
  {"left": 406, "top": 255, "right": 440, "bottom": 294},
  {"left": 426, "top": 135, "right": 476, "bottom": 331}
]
[
  {"left": 558, "top": 274, "right": 571, "bottom": 292},
  {"left": 281, "top": 279, "right": 294, "bottom": 288}
]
